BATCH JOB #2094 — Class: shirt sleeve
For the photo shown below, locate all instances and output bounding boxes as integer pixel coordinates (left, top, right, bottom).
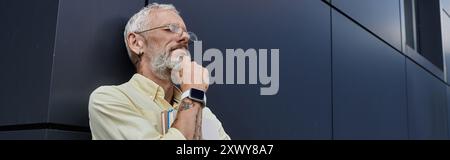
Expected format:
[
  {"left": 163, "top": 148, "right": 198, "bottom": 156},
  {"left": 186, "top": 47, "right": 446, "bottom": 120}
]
[
  {"left": 88, "top": 86, "right": 186, "bottom": 140},
  {"left": 202, "top": 107, "right": 231, "bottom": 140}
]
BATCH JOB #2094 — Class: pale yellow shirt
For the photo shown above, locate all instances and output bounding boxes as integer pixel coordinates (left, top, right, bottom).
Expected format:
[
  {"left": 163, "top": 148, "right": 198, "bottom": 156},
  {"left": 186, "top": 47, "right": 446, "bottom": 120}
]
[{"left": 88, "top": 73, "right": 230, "bottom": 140}]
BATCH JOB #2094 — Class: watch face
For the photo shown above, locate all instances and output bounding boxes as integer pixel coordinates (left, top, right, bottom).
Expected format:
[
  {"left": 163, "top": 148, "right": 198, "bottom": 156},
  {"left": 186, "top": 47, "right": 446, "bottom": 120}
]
[{"left": 190, "top": 88, "right": 205, "bottom": 100}]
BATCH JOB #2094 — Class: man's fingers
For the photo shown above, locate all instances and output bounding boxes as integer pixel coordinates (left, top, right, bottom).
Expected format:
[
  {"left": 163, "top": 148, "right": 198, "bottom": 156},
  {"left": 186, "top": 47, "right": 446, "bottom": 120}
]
[
  {"left": 203, "top": 68, "right": 210, "bottom": 87},
  {"left": 178, "top": 59, "right": 210, "bottom": 92},
  {"left": 194, "top": 63, "right": 203, "bottom": 85},
  {"left": 170, "top": 56, "right": 190, "bottom": 85}
]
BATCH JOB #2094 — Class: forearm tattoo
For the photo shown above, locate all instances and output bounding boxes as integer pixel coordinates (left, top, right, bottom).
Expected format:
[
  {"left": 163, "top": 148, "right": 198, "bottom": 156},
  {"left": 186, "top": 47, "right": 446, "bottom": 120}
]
[
  {"left": 178, "top": 99, "right": 203, "bottom": 140},
  {"left": 178, "top": 100, "right": 193, "bottom": 111},
  {"left": 194, "top": 107, "right": 203, "bottom": 140}
]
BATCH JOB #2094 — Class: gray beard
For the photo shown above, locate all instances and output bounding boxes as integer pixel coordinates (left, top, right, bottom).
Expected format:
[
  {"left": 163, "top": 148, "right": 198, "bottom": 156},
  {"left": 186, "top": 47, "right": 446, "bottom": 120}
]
[{"left": 150, "top": 50, "right": 189, "bottom": 81}]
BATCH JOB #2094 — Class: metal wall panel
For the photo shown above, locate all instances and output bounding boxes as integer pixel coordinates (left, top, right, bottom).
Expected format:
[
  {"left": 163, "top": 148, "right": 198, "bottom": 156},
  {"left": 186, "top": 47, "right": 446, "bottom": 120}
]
[
  {"left": 407, "top": 59, "right": 448, "bottom": 139},
  {"left": 47, "top": 0, "right": 144, "bottom": 126},
  {"left": 46, "top": 130, "right": 91, "bottom": 140},
  {"left": 332, "top": 10, "right": 408, "bottom": 139},
  {"left": 0, "top": 130, "right": 46, "bottom": 140},
  {"left": 0, "top": 0, "right": 59, "bottom": 126},
  {"left": 332, "top": 0, "right": 402, "bottom": 50}
]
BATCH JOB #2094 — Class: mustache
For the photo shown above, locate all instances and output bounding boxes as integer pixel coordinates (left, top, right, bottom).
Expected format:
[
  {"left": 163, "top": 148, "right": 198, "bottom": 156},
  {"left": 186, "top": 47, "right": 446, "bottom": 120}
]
[{"left": 169, "top": 44, "right": 188, "bottom": 52}]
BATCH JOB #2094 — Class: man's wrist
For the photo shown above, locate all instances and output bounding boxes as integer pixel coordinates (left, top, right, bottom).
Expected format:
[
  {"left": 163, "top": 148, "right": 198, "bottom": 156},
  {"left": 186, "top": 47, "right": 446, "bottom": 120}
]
[
  {"left": 179, "top": 98, "right": 194, "bottom": 111},
  {"left": 180, "top": 88, "right": 207, "bottom": 106}
]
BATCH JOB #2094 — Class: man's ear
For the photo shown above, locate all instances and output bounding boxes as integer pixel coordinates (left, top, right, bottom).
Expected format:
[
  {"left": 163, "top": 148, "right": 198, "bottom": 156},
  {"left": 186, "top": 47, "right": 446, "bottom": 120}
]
[{"left": 127, "top": 33, "right": 145, "bottom": 55}]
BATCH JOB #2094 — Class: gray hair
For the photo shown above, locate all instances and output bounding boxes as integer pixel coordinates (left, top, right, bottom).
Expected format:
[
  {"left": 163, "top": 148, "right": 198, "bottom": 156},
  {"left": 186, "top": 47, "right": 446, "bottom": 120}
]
[{"left": 123, "top": 3, "right": 179, "bottom": 65}]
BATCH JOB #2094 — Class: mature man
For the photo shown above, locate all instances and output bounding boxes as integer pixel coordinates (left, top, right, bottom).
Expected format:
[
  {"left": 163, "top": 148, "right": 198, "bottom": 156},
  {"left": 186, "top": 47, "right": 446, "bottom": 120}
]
[{"left": 88, "top": 3, "right": 230, "bottom": 140}]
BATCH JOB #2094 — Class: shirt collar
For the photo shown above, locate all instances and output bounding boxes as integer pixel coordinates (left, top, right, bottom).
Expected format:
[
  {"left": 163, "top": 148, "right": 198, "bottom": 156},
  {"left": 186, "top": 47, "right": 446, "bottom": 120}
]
[{"left": 129, "top": 73, "right": 181, "bottom": 107}]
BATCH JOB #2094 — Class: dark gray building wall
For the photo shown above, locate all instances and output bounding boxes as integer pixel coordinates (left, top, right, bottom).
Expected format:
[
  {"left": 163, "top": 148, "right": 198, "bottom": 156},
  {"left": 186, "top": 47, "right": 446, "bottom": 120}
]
[
  {"left": 407, "top": 59, "right": 448, "bottom": 139},
  {"left": 0, "top": 0, "right": 58, "bottom": 126},
  {"left": 0, "top": 0, "right": 142, "bottom": 139},
  {"left": 329, "top": 0, "right": 450, "bottom": 139},
  {"left": 332, "top": 0, "right": 403, "bottom": 51},
  {"left": 47, "top": 0, "right": 140, "bottom": 127},
  {"left": 1, "top": 0, "right": 449, "bottom": 139},
  {"left": 332, "top": 10, "right": 408, "bottom": 139}
]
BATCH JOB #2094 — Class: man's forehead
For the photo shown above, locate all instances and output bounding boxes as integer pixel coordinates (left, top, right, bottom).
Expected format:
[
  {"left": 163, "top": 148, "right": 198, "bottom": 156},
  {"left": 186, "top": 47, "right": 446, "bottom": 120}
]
[{"left": 148, "top": 9, "right": 186, "bottom": 28}]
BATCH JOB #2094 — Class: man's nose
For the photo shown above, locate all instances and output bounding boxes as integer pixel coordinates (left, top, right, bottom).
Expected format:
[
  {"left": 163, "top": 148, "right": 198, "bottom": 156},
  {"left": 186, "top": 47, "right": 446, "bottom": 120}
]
[{"left": 177, "top": 31, "right": 189, "bottom": 45}]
